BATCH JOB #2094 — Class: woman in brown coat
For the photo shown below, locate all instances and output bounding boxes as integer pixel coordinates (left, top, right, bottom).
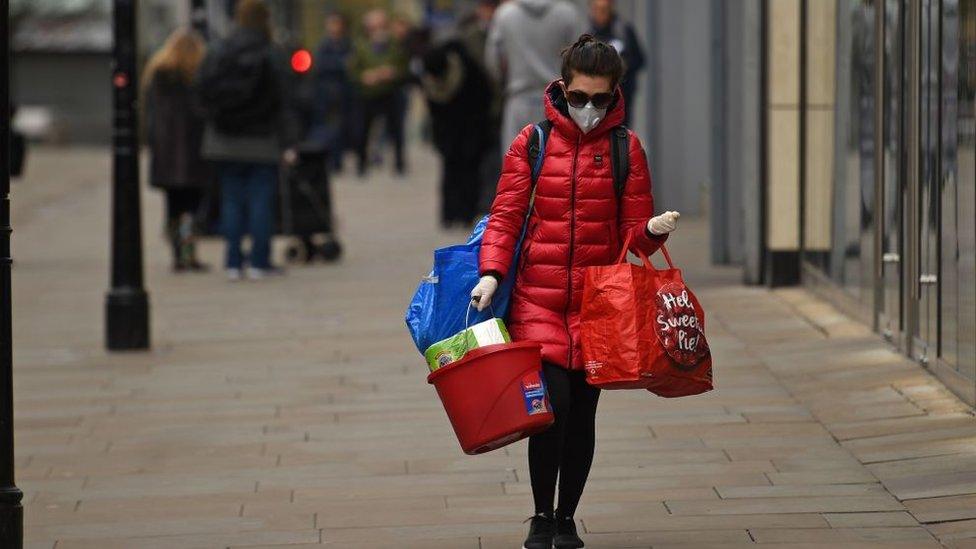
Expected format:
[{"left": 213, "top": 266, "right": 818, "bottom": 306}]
[{"left": 143, "top": 29, "right": 211, "bottom": 272}]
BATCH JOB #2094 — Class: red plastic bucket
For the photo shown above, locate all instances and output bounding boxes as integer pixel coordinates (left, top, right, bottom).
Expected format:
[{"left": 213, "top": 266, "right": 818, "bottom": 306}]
[{"left": 427, "top": 341, "right": 554, "bottom": 455}]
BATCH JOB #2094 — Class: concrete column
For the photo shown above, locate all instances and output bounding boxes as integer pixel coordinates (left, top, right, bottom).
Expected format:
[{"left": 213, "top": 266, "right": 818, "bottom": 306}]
[
  {"left": 648, "top": 0, "right": 713, "bottom": 215},
  {"left": 765, "top": 0, "right": 802, "bottom": 285},
  {"left": 804, "top": 0, "right": 837, "bottom": 253},
  {"left": 715, "top": 0, "right": 763, "bottom": 283}
]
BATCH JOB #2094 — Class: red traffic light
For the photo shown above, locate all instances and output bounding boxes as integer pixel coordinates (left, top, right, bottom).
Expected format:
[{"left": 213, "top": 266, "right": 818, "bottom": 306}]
[
  {"left": 112, "top": 72, "right": 129, "bottom": 88},
  {"left": 291, "top": 49, "right": 312, "bottom": 73}
]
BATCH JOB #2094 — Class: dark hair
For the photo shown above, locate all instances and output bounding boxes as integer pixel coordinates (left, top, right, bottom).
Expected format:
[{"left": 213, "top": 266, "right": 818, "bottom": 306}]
[
  {"left": 235, "top": 0, "right": 271, "bottom": 39},
  {"left": 560, "top": 34, "right": 624, "bottom": 88}
]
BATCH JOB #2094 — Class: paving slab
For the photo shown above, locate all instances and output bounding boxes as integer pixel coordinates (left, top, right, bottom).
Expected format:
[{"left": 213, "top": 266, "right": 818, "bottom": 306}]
[
  {"left": 748, "top": 526, "right": 936, "bottom": 543},
  {"left": 821, "top": 511, "right": 921, "bottom": 528}
]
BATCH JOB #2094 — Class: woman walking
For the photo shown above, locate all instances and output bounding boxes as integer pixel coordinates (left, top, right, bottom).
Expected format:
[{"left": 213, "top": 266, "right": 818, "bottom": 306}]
[
  {"left": 143, "top": 29, "right": 211, "bottom": 272},
  {"left": 470, "top": 35, "right": 680, "bottom": 549}
]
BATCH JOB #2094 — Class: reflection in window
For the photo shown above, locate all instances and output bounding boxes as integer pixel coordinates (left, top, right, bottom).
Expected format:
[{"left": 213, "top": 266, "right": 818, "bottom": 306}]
[
  {"left": 839, "top": 0, "right": 876, "bottom": 299},
  {"left": 943, "top": 0, "right": 976, "bottom": 379},
  {"left": 804, "top": 0, "right": 876, "bottom": 303}
]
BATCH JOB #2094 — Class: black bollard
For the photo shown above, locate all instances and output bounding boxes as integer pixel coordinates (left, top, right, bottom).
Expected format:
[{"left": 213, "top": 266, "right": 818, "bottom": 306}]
[
  {"left": 0, "top": 1, "right": 24, "bottom": 546},
  {"left": 105, "top": 0, "right": 151, "bottom": 351}
]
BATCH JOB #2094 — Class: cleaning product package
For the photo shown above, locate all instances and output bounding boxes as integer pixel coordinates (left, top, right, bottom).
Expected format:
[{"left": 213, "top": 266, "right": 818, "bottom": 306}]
[{"left": 424, "top": 318, "right": 512, "bottom": 372}]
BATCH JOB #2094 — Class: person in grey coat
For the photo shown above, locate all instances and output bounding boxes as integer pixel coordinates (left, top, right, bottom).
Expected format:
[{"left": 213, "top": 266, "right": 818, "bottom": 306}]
[{"left": 485, "top": 0, "right": 585, "bottom": 147}]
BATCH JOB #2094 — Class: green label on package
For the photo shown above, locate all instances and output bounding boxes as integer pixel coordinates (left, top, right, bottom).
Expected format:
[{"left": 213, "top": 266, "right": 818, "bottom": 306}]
[{"left": 425, "top": 318, "right": 511, "bottom": 372}]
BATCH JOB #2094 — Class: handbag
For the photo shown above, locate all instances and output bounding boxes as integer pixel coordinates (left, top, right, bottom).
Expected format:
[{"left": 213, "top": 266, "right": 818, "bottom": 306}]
[{"left": 580, "top": 234, "right": 713, "bottom": 397}]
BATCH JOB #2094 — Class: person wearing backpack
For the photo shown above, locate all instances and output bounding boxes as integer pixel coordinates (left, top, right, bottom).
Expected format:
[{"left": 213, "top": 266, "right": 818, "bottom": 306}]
[
  {"left": 197, "top": 0, "right": 300, "bottom": 281},
  {"left": 470, "top": 35, "right": 680, "bottom": 549}
]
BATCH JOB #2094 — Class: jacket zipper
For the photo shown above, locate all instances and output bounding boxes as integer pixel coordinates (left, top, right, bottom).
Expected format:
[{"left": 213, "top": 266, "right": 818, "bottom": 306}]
[{"left": 565, "top": 135, "right": 581, "bottom": 368}]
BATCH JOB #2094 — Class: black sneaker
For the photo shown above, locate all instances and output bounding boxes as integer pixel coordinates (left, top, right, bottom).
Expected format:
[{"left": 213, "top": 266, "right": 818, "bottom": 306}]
[
  {"left": 522, "top": 513, "right": 555, "bottom": 549},
  {"left": 553, "top": 515, "right": 584, "bottom": 548}
]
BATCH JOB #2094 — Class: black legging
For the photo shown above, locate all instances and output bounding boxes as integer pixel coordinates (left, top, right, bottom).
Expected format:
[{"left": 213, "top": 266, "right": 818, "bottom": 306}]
[{"left": 529, "top": 362, "right": 601, "bottom": 518}]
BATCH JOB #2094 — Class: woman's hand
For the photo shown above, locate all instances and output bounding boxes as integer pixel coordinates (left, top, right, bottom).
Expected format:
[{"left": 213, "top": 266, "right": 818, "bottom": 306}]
[
  {"left": 470, "top": 276, "right": 499, "bottom": 312},
  {"left": 647, "top": 211, "right": 681, "bottom": 235}
]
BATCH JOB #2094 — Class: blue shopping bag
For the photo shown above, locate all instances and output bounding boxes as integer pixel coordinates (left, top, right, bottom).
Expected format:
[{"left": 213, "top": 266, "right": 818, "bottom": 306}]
[
  {"left": 405, "top": 216, "right": 520, "bottom": 354},
  {"left": 405, "top": 122, "right": 550, "bottom": 355}
]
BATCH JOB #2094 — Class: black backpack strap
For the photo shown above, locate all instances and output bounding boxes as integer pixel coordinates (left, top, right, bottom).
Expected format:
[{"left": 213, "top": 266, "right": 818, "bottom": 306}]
[
  {"left": 610, "top": 125, "right": 630, "bottom": 199},
  {"left": 527, "top": 119, "right": 553, "bottom": 186}
]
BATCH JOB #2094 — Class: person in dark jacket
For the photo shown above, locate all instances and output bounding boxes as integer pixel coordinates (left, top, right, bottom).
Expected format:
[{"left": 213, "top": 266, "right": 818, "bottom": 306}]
[
  {"left": 419, "top": 39, "right": 493, "bottom": 228},
  {"left": 470, "top": 36, "right": 679, "bottom": 549},
  {"left": 588, "top": 0, "right": 645, "bottom": 127},
  {"left": 197, "top": 0, "right": 300, "bottom": 281},
  {"left": 143, "top": 28, "right": 211, "bottom": 272},
  {"left": 310, "top": 11, "right": 353, "bottom": 171}
]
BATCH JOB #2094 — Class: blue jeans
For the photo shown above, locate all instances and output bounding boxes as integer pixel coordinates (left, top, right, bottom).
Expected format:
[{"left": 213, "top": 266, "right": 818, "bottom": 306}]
[{"left": 219, "top": 162, "right": 276, "bottom": 269}]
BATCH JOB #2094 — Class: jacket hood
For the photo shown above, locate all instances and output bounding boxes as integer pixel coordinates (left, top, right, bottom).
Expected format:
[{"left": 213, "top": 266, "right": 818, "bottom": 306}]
[
  {"left": 517, "top": 0, "right": 555, "bottom": 16},
  {"left": 543, "top": 80, "right": 625, "bottom": 141}
]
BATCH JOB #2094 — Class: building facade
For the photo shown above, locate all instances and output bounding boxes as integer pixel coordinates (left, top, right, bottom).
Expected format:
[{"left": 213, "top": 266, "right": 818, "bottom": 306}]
[{"left": 693, "top": 0, "right": 976, "bottom": 405}]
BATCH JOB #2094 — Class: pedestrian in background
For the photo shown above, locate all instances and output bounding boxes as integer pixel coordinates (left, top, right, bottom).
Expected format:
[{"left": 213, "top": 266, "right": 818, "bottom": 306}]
[
  {"left": 311, "top": 11, "right": 353, "bottom": 171},
  {"left": 457, "top": 0, "right": 504, "bottom": 214},
  {"left": 485, "top": 0, "right": 584, "bottom": 147},
  {"left": 143, "top": 28, "right": 211, "bottom": 273},
  {"left": 588, "top": 0, "right": 645, "bottom": 127},
  {"left": 351, "top": 8, "right": 409, "bottom": 177},
  {"left": 419, "top": 38, "right": 493, "bottom": 229},
  {"left": 389, "top": 14, "right": 415, "bottom": 165},
  {"left": 457, "top": 0, "right": 500, "bottom": 71},
  {"left": 197, "top": 0, "right": 300, "bottom": 281}
]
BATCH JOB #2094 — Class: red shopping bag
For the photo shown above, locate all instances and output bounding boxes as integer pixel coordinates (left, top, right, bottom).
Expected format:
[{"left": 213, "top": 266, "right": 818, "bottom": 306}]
[{"left": 580, "top": 235, "right": 713, "bottom": 397}]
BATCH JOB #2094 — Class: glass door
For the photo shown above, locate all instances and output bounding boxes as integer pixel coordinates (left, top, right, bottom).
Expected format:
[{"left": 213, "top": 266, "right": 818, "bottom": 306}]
[
  {"left": 940, "top": 0, "right": 976, "bottom": 391},
  {"left": 880, "top": 0, "right": 906, "bottom": 343},
  {"left": 915, "top": 0, "right": 942, "bottom": 362}
]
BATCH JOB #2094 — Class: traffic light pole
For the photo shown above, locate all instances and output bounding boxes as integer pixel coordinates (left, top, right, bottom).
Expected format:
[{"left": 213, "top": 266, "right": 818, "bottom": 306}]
[
  {"left": 105, "top": 0, "right": 150, "bottom": 351},
  {"left": 0, "top": 0, "right": 25, "bottom": 546}
]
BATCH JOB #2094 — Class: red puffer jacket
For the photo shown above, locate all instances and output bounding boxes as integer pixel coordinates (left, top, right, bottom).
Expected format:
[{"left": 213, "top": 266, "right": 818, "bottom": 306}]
[{"left": 480, "top": 81, "right": 667, "bottom": 370}]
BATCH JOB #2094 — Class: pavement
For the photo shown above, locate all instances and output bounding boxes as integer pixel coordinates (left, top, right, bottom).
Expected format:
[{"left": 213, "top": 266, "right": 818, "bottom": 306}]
[{"left": 10, "top": 144, "right": 976, "bottom": 549}]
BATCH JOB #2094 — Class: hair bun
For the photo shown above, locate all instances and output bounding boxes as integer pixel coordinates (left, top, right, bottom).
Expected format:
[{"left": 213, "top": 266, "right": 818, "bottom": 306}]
[{"left": 574, "top": 34, "right": 596, "bottom": 47}]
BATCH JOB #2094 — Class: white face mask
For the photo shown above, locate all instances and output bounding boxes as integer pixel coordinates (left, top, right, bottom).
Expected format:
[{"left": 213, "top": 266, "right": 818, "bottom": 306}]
[{"left": 568, "top": 101, "right": 607, "bottom": 134}]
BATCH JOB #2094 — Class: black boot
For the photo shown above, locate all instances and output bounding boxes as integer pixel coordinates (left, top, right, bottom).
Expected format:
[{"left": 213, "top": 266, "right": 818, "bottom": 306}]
[
  {"left": 553, "top": 514, "right": 584, "bottom": 548},
  {"left": 522, "top": 513, "right": 555, "bottom": 549},
  {"left": 173, "top": 214, "right": 209, "bottom": 273},
  {"left": 167, "top": 221, "right": 186, "bottom": 272}
]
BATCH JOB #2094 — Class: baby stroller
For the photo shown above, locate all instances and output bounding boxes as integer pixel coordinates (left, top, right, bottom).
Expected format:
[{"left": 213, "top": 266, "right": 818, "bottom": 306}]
[{"left": 278, "top": 143, "right": 343, "bottom": 263}]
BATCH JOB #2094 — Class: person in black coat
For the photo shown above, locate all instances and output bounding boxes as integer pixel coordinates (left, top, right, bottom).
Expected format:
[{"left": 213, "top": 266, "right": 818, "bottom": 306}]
[
  {"left": 588, "top": 0, "right": 645, "bottom": 127},
  {"left": 419, "top": 39, "right": 493, "bottom": 228},
  {"left": 143, "top": 28, "right": 211, "bottom": 272}
]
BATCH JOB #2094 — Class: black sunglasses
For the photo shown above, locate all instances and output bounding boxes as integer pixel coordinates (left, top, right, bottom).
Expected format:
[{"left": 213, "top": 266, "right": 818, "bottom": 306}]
[{"left": 564, "top": 89, "right": 614, "bottom": 109}]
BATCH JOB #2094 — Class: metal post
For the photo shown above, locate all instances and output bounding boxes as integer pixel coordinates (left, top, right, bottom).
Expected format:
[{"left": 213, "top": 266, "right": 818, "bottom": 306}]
[
  {"left": 191, "top": 0, "right": 209, "bottom": 39},
  {"left": 0, "top": 1, "right": 24, "bottom": 546},
  {"left": 106, "top": 0, "right": 150, "bottom": 351},
  {"left": 873, "top": 0, "right": 886, "bottom": 332},
  {"left": 906, "top": 0, "right": 921, "bottom": 359}
]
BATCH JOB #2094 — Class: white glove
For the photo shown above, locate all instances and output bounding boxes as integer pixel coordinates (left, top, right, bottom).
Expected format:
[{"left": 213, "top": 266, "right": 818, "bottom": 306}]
[
  {"left": 647, "top": 211, "right": 681, "bottom": 235},
  {"left": 470, "top": 275, "right": 499, "bottom": 311}
]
